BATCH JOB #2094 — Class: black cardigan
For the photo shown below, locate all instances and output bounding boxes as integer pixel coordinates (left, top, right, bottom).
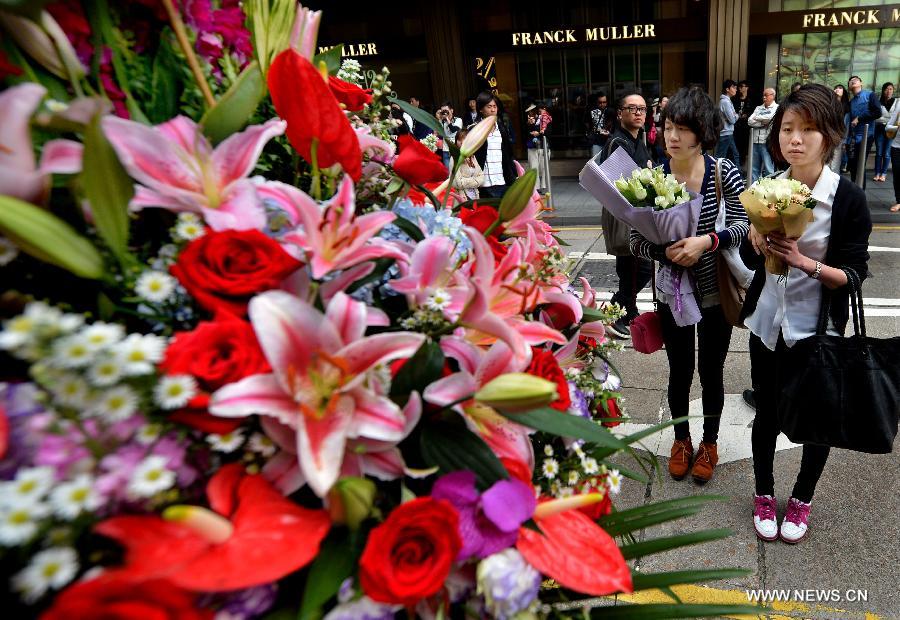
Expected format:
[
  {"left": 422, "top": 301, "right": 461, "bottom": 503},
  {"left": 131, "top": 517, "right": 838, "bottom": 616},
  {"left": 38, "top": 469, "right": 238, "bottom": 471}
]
[
  {"left": 739, "top": 176, "right": 872, "bottom": 335},
  {"left": 474, "top": 119, "right": 517, "bottom": 187}
]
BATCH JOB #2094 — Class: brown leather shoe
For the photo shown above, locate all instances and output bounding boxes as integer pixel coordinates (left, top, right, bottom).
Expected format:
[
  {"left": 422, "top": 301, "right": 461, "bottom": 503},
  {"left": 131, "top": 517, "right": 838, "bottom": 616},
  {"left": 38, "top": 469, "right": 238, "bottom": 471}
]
[
  {"left": 668, "top": 437, "right": 694, "bottom": 480},
  {"left": 691, "top": 442, "right": 718, "bottom": 484}
]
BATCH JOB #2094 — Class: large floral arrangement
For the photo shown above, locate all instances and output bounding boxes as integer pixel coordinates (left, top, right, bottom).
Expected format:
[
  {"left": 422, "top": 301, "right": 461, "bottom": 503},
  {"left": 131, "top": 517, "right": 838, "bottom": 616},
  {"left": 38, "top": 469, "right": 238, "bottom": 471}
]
[{"left": 0, "top": 1, "right": 758, "bottom": 618}]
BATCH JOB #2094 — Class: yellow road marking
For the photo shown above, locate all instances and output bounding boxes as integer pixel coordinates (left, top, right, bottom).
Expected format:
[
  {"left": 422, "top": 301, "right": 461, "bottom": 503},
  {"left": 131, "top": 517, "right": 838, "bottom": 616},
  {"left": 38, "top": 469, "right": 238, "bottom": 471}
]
[{"left": 873, "top": 224, "right": 900, "bottom": 230}]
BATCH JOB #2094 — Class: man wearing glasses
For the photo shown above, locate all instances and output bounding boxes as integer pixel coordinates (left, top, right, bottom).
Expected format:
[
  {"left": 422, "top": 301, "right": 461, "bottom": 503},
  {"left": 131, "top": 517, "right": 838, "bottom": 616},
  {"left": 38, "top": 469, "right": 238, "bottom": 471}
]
[{"left": 596, "top": 93, "right": 654, "bottom": 339}]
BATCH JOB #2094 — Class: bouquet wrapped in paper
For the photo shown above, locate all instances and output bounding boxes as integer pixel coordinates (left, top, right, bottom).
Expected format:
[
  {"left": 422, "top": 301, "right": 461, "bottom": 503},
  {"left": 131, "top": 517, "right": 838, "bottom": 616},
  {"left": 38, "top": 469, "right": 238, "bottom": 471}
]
[
  {"left": 739, "top": 177, "right": 817, "bottom": 276},
  {"left": 579, "top": 147, "right": 704, "bottom": 326}
]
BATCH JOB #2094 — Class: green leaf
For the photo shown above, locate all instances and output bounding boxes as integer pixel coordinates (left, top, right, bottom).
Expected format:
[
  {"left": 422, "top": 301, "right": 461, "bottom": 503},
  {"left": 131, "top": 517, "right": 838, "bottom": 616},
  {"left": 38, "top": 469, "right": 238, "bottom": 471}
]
[
  {"left": 580, "top": 304, "right": 607, "bottom": 323},
  {"left": 412, "top": 184, "right": 440, "bottom": 209},
  {"left": 312, "top": 44, "right": 343, "bottom": 75},
  {"left": 631, "top": 568, "right": 751, "bottom": 591},
  {"left": 82, "top": 114, "right": 134, "bottom": 268},
  {"left": 148, "top": 32, "right": 182, "bottom": 124},
  {"left": 389, "top": 97, "right": 443, "bottom": 137},
  {"left": 344, "top": 258, "right": 394, "bottom": 295},
  {"left": 598, "top": 496, "right": 729, "bottom": 528},
  {"left": 593, "top": 417, "right": 690, "bottom": 460},
  {"left": 390, "top": 341, "right": 444, "bottom": 401},
  {"left": 0, "top": 196, "right": 104, "bottom": 279},
  {"left": 201, "top": 61, "right": 266, "bottom": 144},
  {"left": 597, "top": 460, "right": 646, "bottom": 483},
  {"left": 391, "top": 215, "right": 426, "bottom": 243},
  {"left": 619, "top": 528, "right": 733, "bottom": 560},
  {"left": 581, "top": 604, "right": 763, "bottom": 619},
  {"left": 553, "top": 234, "right": 570, "bottom": 246},
  {"left": 497, "top": 406, "right": 626, "bottom": 451},
  {"left": 298, "top": 532, "right": 362, "bottom": 620},
  {"left": 420, "top": 421, "right": 509, "bottom": 491}
]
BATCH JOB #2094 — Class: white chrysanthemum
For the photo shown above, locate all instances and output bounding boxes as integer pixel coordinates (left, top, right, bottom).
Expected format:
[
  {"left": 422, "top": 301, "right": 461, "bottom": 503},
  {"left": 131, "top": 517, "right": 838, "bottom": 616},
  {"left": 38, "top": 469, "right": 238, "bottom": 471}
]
[
  {"left": 57, "top": 313, "right": 85, "bottom": 334},
  {"left": 541, "top": 458, "right": 559, "bottom": 480},
  {"left": 248, "top": 433, "right": 276, "bottom": 457},
  {"left": 52, "top": 373, "right": 91, "bottom": 408},
  {"left": 2, "top": 466, "right": 56, "bottom": 506},
  {"left": 135, "top": 423, "right": 163, "bottom": 445},
  {"left": 0, "top": 502, "right": 51, "bottom": 546},
  {"left": 0, "top": 314, "right": 36, "bottom": 350},
  {"left": 542, "top": 444, "right": 554, "bottom": 457},
  {"left": 114, "top": 333, "right": 166, "bottom": 376},
  {"left": 0, "top": 236, "right": 18, "bottom": 266},
  {"left": 51, "top": 335, "right": 95, "bottom": 369},
  {"left": 567, "top": 470, "right": 579, "bottom": 485},
  {"left": 49, "top": 475, "right": 101, "bottom": 520},
  {"left": 135, "top": 271, "right": 177, "bottom": 303},
  {"left": 91, "top": 385, "right": 138, "bottom": 422},
  {"left": 558, "top": 486, "right": 575, "bottom": 498},
  {"left": 153, "top": 375, "right": 197, "bottom": 410},
  {"left": 11, "top": 547, "right": 79, "bottom": 603},
  {"left": 87, "top": 357, "right": 122, "bottom": 387},
  {"left": 582, "top": 457, "right": 599, "bottom": 475},
  {"left": 207, "top": 429, "right": 245, "bottom": 453},
  {"left": 127, "top": 455, "right": 176, "bottom": 498},
  {"left": 173, "top": 219, "right": 206, "bottom": 242},
  {"left": 81, "top": 322, "right": 125, "bottom": 351},
  {"left": 425, "top": 288, "right": 452, "bottom": 312},
  {"left": 607, "top": 469, "right": 622, "bottom": 495}
]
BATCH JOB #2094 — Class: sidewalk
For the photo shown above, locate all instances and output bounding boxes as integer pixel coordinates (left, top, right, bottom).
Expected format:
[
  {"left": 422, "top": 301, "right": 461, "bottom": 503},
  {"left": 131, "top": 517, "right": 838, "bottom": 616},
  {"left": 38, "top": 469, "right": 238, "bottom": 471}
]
[{"left": 543, "top": 164, "right": 899, "bottom": 227}]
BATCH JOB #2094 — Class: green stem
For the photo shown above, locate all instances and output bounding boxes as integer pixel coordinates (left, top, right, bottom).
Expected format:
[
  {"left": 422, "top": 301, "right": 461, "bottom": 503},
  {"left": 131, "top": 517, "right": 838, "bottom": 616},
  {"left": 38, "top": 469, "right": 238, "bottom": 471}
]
[
  {"left": 160, "top": 0, "right": 216, "bottom": 109},
  {"left": 442, "top": 157, "right": 462, "bottom": 210},
  {"left": 483, "top": 217, "right": 501, "bottom": 237},
  {"left": 436, "top": 394, "right": 474, "bottom": 415},
  {"left": 310, "top": 138, "right": 321, "bottom": 200}
]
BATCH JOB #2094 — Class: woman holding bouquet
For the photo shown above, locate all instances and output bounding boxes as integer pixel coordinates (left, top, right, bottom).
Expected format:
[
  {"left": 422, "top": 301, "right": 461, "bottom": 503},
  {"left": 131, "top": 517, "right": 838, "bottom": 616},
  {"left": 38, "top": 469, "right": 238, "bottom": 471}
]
[
  {"left": 629, "top": 87, "right": 749, "bottom": 484},
  {"left": 741, "top": 84, "right": 871, "bottom": 544}
]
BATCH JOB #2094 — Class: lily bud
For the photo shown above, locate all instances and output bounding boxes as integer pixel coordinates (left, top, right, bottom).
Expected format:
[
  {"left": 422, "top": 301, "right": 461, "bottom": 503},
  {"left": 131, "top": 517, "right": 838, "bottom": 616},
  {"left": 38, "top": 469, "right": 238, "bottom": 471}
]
[
  {"left": 0, "top": 11, "right": 85, "bottom": 80},
  {"left": 460, "top": 115, "right": 496, "bottom": 157},
  {"left": 327, "top": 477, "right": 376, "bottom": 530},
  {"left": 163, "top": 505, "right": 234, "bottom": 543},
  {"left": 498, "top": 168, "right": 537, "bottom": 222},
  {"left": 474, "top": 372, "right": 558, "bottom": 412},
  {"left": 289, "top": 4, "right": 322, "bottom": 60}
]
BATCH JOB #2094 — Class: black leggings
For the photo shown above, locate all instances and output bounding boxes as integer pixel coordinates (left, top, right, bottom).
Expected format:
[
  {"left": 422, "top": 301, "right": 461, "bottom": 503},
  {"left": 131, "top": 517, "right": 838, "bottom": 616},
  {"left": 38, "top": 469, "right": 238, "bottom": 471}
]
[
  {"left": 749, "top": 333, "right": 830, "bottom": 503},
  {"left": 659, "top": 303, "right": 732, "bottom": 444}
]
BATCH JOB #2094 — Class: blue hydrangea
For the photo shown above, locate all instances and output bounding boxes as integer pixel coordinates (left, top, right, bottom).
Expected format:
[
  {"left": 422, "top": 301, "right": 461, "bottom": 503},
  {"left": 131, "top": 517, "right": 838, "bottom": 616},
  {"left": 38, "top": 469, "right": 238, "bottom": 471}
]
[
  {"left": 477, "top": 549, "right": 541, "bottom": 620},
  {"left": 380, "top": 199, "right": 471, "bottom": 258},
  {"left": 568, "top": 382, "right": 591, "bottom": 419}
]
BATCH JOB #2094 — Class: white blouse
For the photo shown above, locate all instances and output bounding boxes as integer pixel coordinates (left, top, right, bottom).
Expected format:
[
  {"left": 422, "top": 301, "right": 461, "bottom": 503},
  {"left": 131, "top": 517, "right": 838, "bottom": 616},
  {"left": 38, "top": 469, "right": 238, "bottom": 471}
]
[
  {"left": 745, "top": 165, "right": 841, "bottom": 351},
  {"left": 482, "top": 128, "right": 505, "bottom": 187}
]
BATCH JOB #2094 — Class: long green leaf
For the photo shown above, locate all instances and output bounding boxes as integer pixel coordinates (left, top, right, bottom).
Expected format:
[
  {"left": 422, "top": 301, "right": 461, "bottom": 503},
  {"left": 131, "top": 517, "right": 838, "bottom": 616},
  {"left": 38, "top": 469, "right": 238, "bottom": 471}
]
[
  {"left": 0, "top": 196, "right": 104, "bottom": 279},
  {"left": 593, "top": 417, "right": 691, "bottom": 460},
  {"left": 598, "top": 460, "right": 646, "bottom": 484},
  {"left": 420, "top": 421, "right": 508, "bottom": 491},
  {"left": 601, "top": 507, "right": 708, "bottom": 537},
  {"left": 390, "top": 341, "right": 443, "bottom": 403},
  {"left": 389, "top": 97, "right": 443, "bottom": 137},
  {"left": 391, "top": 215, "right": 426, "bottom": 242},
  {"left": 298, "top": 532, "right": 361, "bottom": 620},
  {"left": 581, "top": 603, "right": 763, "bottom": 619},
  {"left": 498, "top": 407, "right": 626, "bottom": 450},
  {"left": 201, "top": 61, "right": 266, "bottom": 144},
  {"left": 631, "top": 568, "right": 751, "bottom": 591},
  {"left": 619, "top": 528, "right": 733, "bottom": 560},
  {"left": 599, "top": 496, "right": 729, "bottom": 528},
  {"left": 148, "top": 31, "right": 182, "bottom": 124},
  {"left": 82, "top": 114, "right": 134, "bottom": 267},
  {"left": 312, "top": 44, "right": 343, "bottom": 75}
]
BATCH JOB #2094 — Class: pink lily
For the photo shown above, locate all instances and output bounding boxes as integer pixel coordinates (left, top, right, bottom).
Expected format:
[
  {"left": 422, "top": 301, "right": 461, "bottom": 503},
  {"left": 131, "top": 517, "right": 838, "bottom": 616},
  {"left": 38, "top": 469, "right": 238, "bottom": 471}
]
[
  {"left": 0, "top": 83, "right": 83, "bottom": 204},
  {"left": 290, "top": 3, "right": 322, "bottom": 59},
  {"left": 424, "top": 338, "right": 535, "bottom": 469},
  {"left": 356, "top": 126, "right": 395, "bottom": 163},
  {"left": 210, "top": 290, "right": 425, "bottom": 496},
  {"left": 102, "top": 115, "right": 286, "bottom": 231},
  {"left": 390, "top": 235, "right": 470, "bottom": 318},
  {"left": 282, "top": 176, "right": 407, "bottom": 279}
]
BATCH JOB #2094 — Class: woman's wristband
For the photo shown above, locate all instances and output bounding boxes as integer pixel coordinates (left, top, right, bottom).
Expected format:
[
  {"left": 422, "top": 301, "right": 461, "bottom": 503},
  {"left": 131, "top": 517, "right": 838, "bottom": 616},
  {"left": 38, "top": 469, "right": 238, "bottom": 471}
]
[{"left": 706, "top": 233, "right": 719, "bottom": 253}]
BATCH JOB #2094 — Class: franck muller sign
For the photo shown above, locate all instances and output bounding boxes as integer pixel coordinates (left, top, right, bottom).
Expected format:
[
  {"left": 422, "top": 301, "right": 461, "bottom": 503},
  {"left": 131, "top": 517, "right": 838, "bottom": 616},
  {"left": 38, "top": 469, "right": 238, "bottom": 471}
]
[
  {"left": 750, "top": 4, "right": 900, "bottom": 35},
  {"left": 512, "top": 24, "right": 656, "bottom": 46}
]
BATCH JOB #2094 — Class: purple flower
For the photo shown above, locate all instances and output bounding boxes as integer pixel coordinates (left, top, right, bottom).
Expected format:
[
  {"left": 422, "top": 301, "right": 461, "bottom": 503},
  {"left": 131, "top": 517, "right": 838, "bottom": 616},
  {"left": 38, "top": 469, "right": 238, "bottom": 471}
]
[
  {"left": 567, "top": 382, "right": 591, "bottom": 419},
  {"left": 323, "top": 579, "right": 399, "bottom": 620},
  {"left": 198, "top": 583, "right": 277, "bottom": 620},
  {"left": 431, "top": 471, "right": 536, "bottom": 561},
  {"left": 476, "top": 549, "right": 541, "bottom": 620},
  {"left": 0, "top": 383, "right": 46, "bottom": 479}
]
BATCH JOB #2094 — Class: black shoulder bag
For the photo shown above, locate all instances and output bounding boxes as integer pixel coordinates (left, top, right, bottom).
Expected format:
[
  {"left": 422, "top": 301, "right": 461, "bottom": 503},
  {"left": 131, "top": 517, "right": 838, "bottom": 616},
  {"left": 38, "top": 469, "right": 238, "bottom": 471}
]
[{"left": 777, "top": 269, "right": 900, "bottom": 454}]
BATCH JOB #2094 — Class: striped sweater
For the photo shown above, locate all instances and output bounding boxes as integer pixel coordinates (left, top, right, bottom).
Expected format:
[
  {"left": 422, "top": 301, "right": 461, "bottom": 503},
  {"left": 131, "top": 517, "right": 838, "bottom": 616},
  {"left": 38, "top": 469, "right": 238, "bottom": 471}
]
[{"left": 630, "top": 155, "right": 749, "bottom": 300}]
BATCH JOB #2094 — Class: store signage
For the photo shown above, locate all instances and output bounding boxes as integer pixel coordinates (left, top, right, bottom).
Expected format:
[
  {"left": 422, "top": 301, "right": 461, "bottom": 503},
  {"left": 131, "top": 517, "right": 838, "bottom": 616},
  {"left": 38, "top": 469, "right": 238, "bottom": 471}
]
[
  {"left": 750, "top": 4, "right": 900, "bottom": 35},
  {"left": 511, "top": 24, "right": 656, "bottom": 46},
  {"left": 802, "top": 8, "right": 892, "bottom": 28},
  {"left": 318, "top": 43, "right": 378, "bottom": 57}
]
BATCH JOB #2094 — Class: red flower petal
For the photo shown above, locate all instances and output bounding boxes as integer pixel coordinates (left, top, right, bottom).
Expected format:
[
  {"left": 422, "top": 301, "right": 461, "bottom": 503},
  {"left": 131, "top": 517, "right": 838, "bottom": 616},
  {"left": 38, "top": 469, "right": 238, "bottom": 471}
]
[
  {"left": 0, "top": 403, "right": 8, "bottom": 460},
  {"left": 516, "top": 510, "right": 632, "bottom": 596},
  {"left": 268, "top": 49, "right": 361, "bottom": 181},
  {"left": 168, "top": 408, "right": 243, "bottom": 434},
  {"left": 328, "top": 75, "right": 373, "bottom": 111},
  {"left": 393, "top": 135, "right": 447, "bottom": 187}
]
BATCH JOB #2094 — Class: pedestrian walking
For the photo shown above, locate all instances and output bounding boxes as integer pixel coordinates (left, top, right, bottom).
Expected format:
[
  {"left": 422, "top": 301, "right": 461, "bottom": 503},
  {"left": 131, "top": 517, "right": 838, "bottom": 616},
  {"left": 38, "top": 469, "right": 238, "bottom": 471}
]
[
  {"left": 885, "top": 97, "right": 900, "bottom": 212},
  {"left": 716, "top": 80, "right": 741, "bottom": 167},
  {"left": 585, "top": 93, "right": 612, "bottom": 157},
  {"left": 525, "top": 105, "right": 549, "bottom": 193},
  {"left": 651, "top": 96, "right": 668, "bottom": 162},
  {"left": 630, "top": 87, "right": 749, "bottom": 484},
  {"left": 742, "top": 83, "right": 872, "bottom": 544},
  {"left": 463, "top": 97, "right": 479, "bottom": 127},
  {"left": 450, "top": 128, "right": 483, "bottom": 201},
  {"left": 473, "top": 91, "right": 517, "bottom": 199},
  {"left": 831, "top": 84, "right": 851, "bottom": 173},
  {"left": 732, "top": 80, "right": 752, "bottom": 170},
  {"left": 596, "top": 93, "right": 654, "bottom": 339},
  {"left": 408, "top": 96, "right": 434, "bottom": 140},
  {"left": 873, "top": 82, "right": 894, "bottom": 183},
  {"left": 747, "top": 88, "right": 778, "bottom": 182},
  {"left": 435, "top": 100, "right": 462, "bottom": 171},
  {"left": 846, "top": 75, "right": 881, "bottom": 188}
]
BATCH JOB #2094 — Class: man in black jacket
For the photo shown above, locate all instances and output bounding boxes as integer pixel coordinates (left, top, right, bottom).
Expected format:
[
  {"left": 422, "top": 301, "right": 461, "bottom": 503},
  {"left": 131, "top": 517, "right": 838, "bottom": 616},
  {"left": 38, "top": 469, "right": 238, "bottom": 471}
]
[{"left": 597, "top": 93, "right": 654, "bottom": 338}]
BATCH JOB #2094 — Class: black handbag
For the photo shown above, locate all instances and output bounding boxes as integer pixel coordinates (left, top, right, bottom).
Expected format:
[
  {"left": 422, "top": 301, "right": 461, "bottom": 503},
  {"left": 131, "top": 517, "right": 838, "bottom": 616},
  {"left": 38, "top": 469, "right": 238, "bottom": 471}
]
[{"left": 777, "top": 269, "right": 900, "bottom": 454}]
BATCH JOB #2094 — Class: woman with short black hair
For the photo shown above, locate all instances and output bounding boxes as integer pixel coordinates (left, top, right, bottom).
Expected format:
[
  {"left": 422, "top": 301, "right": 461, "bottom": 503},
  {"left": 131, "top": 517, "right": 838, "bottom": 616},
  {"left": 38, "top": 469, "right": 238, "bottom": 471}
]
[
  {"left": 630, "top": 86, "right": 749, "bottom": 485},
  {"left": 743, "top": 83, "right": 872, "bottom": 544},
  {"left": 473, "top": 92, "right": 517, "bottom": 198}
]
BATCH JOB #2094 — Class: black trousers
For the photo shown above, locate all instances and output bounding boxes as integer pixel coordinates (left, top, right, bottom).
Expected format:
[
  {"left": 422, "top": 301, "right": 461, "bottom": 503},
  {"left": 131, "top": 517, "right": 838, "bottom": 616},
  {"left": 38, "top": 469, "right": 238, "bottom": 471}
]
[
  {"left": 659, "top": 302, "right": 732, "bottom": 443},
  {"left": 892, "top": 147, "right": 900, "bottom": 203},
  {"left": 749, "top": 333, "right": 830, "bottom": 503},
  {"left": 610, "top": 255, "right": 652, "bottom": 320}
]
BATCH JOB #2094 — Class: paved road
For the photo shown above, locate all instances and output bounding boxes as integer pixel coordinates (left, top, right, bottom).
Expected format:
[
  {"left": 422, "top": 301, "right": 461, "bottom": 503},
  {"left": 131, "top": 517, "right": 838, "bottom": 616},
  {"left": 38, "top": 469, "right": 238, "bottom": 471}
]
[{"left": 556, "top": 225, "right": 900, "bottom": 619}]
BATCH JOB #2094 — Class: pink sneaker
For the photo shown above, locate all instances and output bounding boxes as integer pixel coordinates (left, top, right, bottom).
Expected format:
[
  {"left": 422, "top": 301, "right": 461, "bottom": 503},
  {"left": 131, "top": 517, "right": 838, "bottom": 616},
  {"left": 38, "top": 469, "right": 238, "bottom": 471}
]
[
  {"left": 780, "top": 497, "right": 811, "bottom": 544},
  {"left": 753, "top": 495, "right": 778, "bottom": 541}
]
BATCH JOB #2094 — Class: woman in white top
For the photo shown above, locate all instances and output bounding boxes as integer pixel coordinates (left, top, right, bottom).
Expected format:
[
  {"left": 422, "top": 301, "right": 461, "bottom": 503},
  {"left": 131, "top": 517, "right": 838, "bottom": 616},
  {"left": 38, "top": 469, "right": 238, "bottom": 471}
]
[
  {"left": 741, "top": 84, "right": 872, "bottom": 545},
  {"left": 472, "top": 92, "right": 516, "bottom": 199}
]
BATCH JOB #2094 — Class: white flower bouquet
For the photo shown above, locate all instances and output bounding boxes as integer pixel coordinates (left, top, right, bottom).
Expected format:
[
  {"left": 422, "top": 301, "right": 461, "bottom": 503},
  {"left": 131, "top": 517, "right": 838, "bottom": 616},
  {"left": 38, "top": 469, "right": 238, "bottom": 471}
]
[{"left": 613, "top": 166, "right": 691, "bottom": 211}]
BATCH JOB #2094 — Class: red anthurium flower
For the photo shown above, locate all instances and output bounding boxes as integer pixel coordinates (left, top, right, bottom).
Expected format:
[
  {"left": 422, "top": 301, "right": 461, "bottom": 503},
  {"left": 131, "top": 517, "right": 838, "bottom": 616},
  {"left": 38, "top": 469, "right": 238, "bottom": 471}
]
[
  {"left": 525, "top": 347, "right": 571, "bottom": 412},
  {"left": 94, "top": 463, "right": 330, "bottom": 592},
  {"left": 268, "top": 49, "right": 362, "bottom": 181},
  {"left": 393, "top": 134, "right": 447, "bottom": 186},
  {"left": 601, "top": 397, "right": 622, "bottom": 428},
  {"left": 516, "top": 509, "right": 632, "bottom": 596},
  {"left": 328, "top": 75, "right": 373, "bottom": 111}
]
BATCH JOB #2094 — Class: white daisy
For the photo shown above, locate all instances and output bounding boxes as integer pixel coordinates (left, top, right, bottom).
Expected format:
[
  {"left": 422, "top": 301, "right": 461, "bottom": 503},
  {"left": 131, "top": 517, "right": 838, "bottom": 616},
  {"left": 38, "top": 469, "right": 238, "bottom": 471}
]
[
  {"left": 178, "top": 212, "right": 201, "bottom": 224},
  {"left": 91, "top": 385, "right": 138, "bottom": 422},
  {"left": 57, "top": 313, "right": 85, "bottom": 334},
  {"left": 558, "top": 486, "right": 575, "bottom": 498},
  {"left": 127, "top": 455, "right": 176, "bottom": 498},
  {"left": 425, "top": 288, "right": 452, "bottom": 312},
  {"left": 207, "top": 429, "right": 245, "bottom": 453},
  {"left": 81, "top": 322, "right": 124, "bottom": 351},
  {"left": 52, "top": 373, "right": 90, "bottom": 408},
  {"left": 541, "top": 458, "right": 559, "bottom": 480},
  {"left": 11, "top": 547, "right": 79, "bottom": 603},
  {"left": 87, "top": 357, "right": 122, "bottom": 387},
  {"left": 153, "top": 375, "right": 197, "bottom": 410},
  {"left": 173, "top": 219, "right": 206, "bottom": 242},
  {"left": 582, "top": 457, "right": 600, "bottom": 475},
  {"left": 0, "top": 314, "right": 36, "bottom": 350},
  {"left": 135, "top": 423, "right": 163, "bottom": 445},
  {"left": 114, "top": 333, "right": 166, "bottom": 376},
  {"left": 607, "top": 469, "right": 623, "bottom": 495},
  {"left": 543, "top": 444, "right": 554, "bottom": 457},
  {"left": 247, "top": 433, "right": 276, "bottom": 457},
  {"left": 0, "top": 236, "right": 19, "bottom": 266},
  {"left": 566, "top": 470, "right": 579, "bottom": 485},
  {"left": 2, "top": 466, "right": 56, "bottom": 506},
  {"left": 135, "top": 271, "right": 177, "bottom": 304},
  {"left": 49, "top": 475, "right": 101, "bottom": 520},
  {"left": 51, "top": 335, "right": 95, "bottom": 369},
  {"left": 0, "top": 502, "right": 51, "bottom": 546}
]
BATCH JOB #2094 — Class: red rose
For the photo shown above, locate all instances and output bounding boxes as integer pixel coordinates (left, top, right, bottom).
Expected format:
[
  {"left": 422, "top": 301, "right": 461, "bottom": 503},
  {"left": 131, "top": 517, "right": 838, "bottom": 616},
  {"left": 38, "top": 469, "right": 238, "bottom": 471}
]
[
  {"left": 171, "top": 229, "right": 302, "bottom": 317},
  {"left": 328, "top": 75, "right": 373, "bottom": 111},
  {"left": 359, "top": 497, "right": 461, "bottom": 606},
  {"left": 601, "top": 397, "right": 622, "bottom": 428},
  {"left": 42, "top": 574, "right": 212, "bottom": 620},
  {"left": 393, "top": 134, "right": 448, "bottom": 187},
  {"left": 525, "top": 347, "right": 571, "bottom": 412},
  {"left": 459, "top": 204, "right": 502, "bottom": 236}
]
